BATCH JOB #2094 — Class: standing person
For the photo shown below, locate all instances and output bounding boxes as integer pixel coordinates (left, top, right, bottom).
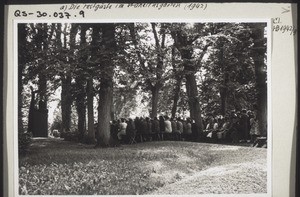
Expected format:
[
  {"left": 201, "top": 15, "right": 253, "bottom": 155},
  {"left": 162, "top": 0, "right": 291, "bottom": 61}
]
[
  {"left": 240, "top": 109, "right": 250, "bottom": 142},
  {"left": 126, "top": 118, "right": 136, "bottom": 144},
  {"left": 140, "top": 117, "right": 148, "bottom": 142},
  {"left": 217, "top": 117, "right": 230, "bottom": 141},
  {"left": 159, "top": 115, "right": 165, "bottom": 140},
  {"left": 212, "top": 118, "right": 219, "bottom": 140},
  {"left": 164, "top": 116, "right": 172, "bottom": 140},
  {"left": 110, "top": 120, "right": 119, "bottom": 142},
  {"left": 176, "top": 118, "right": 183, "bottom": 140},
  {"left": 171, "top": 118, "right": 177, "bottom": 140},
  {"left": 191, "top": 119, "right": 198, "bottom": 142},
  {"left": 117, "top": 118, "right": 127, "bottom": 141},
  {"left": 145, "top": 117, "right": 153, "bottom": 141},
  {"left": 152, "top": 117, "right": 160, "bottom": 140},
  {"left": 186, "top": 118, "right": 192, "bottom": 134},
  {"left": 134, "top": 117, "right": 142, "bottom": 142},
  {"left": 229, "top": 115, "right": 240, "bottom": 143},
  {"left": 204, "top": 117, "right": 214, "bottom": 137},
  {"left": 182, "top": 118, "right": 187, "bottom": 134},
  {"left": 249, "top": 114, "right": 260, "bottom": 143}
]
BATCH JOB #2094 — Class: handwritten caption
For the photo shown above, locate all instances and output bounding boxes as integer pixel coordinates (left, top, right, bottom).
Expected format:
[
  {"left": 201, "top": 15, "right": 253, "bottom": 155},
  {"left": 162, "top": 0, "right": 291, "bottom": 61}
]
[
  {"left": 272, "top": 17, "right": 297, "bottom": 35},
  {"left": 60, "top": 3, "right": 208, "bottom": 11},
  {"left": 14, "top": 10, "right": 85, "bottom": 19},
  {"left": 13, "top": 3, "right": 208, "bottom": 19}
]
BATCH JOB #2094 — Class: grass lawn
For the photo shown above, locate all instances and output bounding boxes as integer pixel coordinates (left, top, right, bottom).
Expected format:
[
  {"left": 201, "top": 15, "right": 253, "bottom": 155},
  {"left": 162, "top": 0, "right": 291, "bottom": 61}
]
[{"left": 19, "top": 138, "right": 267, "bottom": 195}]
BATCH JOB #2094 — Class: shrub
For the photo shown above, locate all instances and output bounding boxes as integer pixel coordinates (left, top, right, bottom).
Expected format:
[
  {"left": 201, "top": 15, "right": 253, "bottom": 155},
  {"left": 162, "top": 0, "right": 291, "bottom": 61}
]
[
  {"left": 63, "top": 131, "right": 79, "bottom": 142},
  {"left": 19, "top": 132, "right": 32, "bottom": 155}
]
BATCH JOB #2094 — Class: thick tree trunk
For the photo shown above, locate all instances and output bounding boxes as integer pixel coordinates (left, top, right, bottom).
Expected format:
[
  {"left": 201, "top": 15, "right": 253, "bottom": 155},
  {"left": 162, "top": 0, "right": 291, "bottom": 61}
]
[
  {"left": 75, "top": 24, "right": 87, "bottom": 141},
  {"left": 171, "top": 29, "right": 204, "bottom": 139},
  {"left": 182, "top": 49, "right": 204, "bottom": 139},
  {"left": 27, "top": 87, "right": 36, "bottom": 134},
  {"left": 76, "top": 85, "right": 86, "bottom": 141},
  {"left": 97, "top": 78, "right": 113, "bottom": 146},
  {"left": 150, "top": 23, "right": 165, "bottom": 118},
  {"left": 87, "top": 77, "right": 95, "bottom": 142},
  {"left": 185, "top": 73, "right": 203, "bottom": 134},
  {"left": 96, "top": 24, "right": 116, "bottom": 147},
  {"left": 171, "top": 46, "right": 182, "bottom": 119},
  {"left": 60, "top": 24, "right": 76, "bottom": 135},
  {"left": 61, "top": 75, "right": 72, "bottom": 133},
  {"left": 151, "top": 86, "right": 159, "bottom": 118},
  {"left": 171, "top": 78, "right": 182, "bottom": 119},
  {"left": 251, "top": 24, "right": 267, "bottom": 136},
  {"left": 38, "top": 73, "right": 47, "bottom": 106}
]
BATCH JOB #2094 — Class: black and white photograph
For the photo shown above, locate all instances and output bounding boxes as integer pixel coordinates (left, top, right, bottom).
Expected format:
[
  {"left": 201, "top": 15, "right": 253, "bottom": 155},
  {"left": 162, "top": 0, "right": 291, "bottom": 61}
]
[{"left": 17, "top": 21, "right": 269, "bottom": 195}]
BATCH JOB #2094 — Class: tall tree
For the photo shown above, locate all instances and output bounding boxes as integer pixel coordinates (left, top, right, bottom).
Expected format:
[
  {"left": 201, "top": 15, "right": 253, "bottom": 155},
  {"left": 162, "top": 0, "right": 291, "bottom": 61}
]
[
  {"left": 18, "top": 23, "right": 29, "bottom": 133},
  {"left": 171, "top": 46, "right": 183, "bottom": 118},
  {"left": 74, "top": 24, "right": 88, "bottom": 141},
  {"left": 96, "top": 24, "right": 116, "bottom": 146},
  {"left": 170, "top": 24, "right": 206, "bottom": 138},
  {"left": 57, "top": 23, "right": 74, "bottom": 135},
  {"left": 250, "top": 23, "right": 267, "bottom": 136},
  {"left": 149, "top": 23, "right": 166, "bottom": 118},
  {"left": 129, "top": 23, "right": 170, "bottom": 118}
]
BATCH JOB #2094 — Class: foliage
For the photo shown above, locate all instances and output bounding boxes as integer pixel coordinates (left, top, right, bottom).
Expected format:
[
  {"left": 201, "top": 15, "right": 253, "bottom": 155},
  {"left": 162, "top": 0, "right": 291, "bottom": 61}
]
[
  {"left": 19, "top": 132, "right": 32, "bottom": 155},
  {"left": 18, "top": 22, "right": 267, "bottom": 144},
  {"left": 62, "top": 130, "right": 80, "bottom": 142}
]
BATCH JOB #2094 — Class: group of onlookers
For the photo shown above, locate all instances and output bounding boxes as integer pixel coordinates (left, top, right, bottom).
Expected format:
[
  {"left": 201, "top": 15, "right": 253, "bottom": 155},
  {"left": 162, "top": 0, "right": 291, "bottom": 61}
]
[
  {"left": 110, "top": 116, "right": 196, "bottom": 143},
  {"left": 203, "top": 109, "right": 261, "bottom": 143},
  {"left": 110, "top": 109, "right": 262, "bottom": 145}
]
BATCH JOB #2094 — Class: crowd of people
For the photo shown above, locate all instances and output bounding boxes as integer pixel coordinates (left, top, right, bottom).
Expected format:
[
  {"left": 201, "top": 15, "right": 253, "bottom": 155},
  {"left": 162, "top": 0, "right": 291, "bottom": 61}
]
[
  {"left": 202, "top": 109, "right": 261, "bottom": 143},
  {"left": 108, "top": 109, "right": 262, "bottom": 145}
]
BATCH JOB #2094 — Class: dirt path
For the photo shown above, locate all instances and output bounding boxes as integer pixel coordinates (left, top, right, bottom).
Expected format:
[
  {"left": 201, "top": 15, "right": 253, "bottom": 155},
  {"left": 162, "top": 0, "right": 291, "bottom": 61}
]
[{"left": 148, "top": 157, "right": 267, "bottom": 194}]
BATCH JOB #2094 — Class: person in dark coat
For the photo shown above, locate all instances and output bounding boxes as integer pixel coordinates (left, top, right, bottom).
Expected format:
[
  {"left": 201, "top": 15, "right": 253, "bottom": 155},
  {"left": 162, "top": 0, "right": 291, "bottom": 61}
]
[
  {"left": 140, "top": 118, "right": 148, "bottom": 141},
  {"left": 152, "top": 117, "right": 160, "bottom": 140},
  {"left": 159, "top": 115, "right": 165, "bottom": 140},
  {"left": 126, "top": 118, "right": 136, "bottom": 143},
  {"left": 240, "top": 109, "right": 250, "bottom": 142},
  {"left": 229, "top": 115, "right": 240, "bottom": 143},
  {"left": 191, "top": 119, "right": 199, "bottom": 142}
]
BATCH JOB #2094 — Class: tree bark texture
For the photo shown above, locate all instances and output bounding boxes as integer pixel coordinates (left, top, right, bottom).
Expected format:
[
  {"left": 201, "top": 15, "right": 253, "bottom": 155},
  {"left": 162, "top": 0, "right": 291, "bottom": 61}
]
[
  {"left": 96, "top": 24, "right": 116, "bottom": 146},
  {"left": 251, "top": 24, "right": 267, "bottom": 137},
  {"left": 60, "top": 24, "right": 73, "bottom": 134},
  {"left": 18, "top": 24, "right": 27, "bottom": 133},
  {"left": 171, "top": 46, "right": 182, "bottom": 119},
  {"left": 181, "top": 49, "right": 204, "bottom": 137},
  {"left": 75, "top": 24, "right": 88, "bottom": 141},
  {"left": 151, "top": 86, "right": 159, "bottom": 118},
  {"left": 171, "top": 77, "right": 182, "bottom": 119},
  {"left": 87, "top": 77, "right": 95, "bottom": 142},
  {"left": 171, "top": 28, "right": 204, "bottom": 138}
]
